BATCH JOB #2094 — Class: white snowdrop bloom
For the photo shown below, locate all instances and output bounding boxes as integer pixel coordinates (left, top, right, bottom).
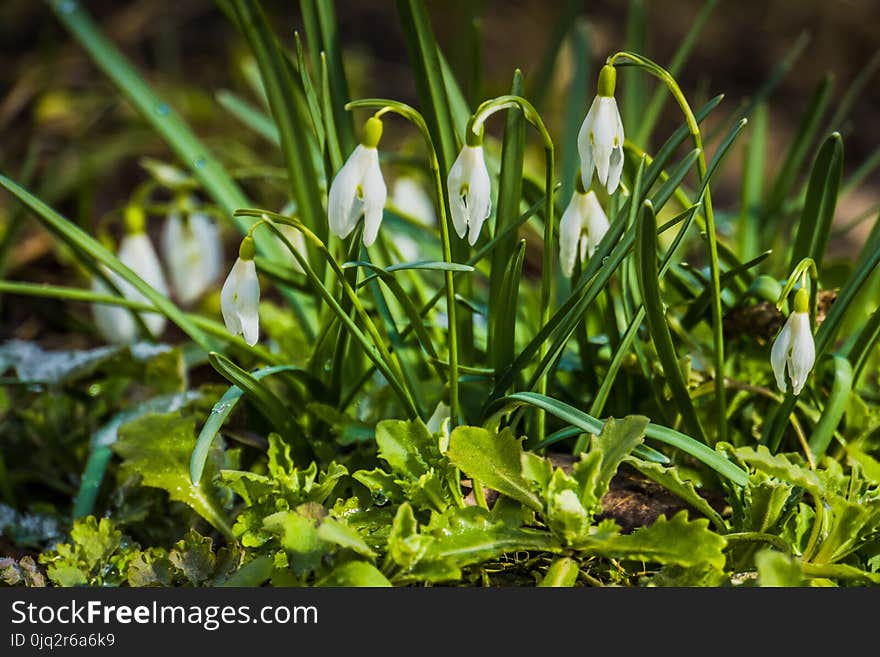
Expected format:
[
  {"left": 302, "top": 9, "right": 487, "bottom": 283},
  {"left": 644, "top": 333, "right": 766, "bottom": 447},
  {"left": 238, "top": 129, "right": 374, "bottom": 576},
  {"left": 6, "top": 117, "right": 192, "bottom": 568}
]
[
  {"left": 447, "top": 135, "right": 492, "bottom": 246},
  {"left": 92, "top": 225, "right": 169, "bottom": 344},
  {"left": 220, "top": 237, "right": 260, "bottom": 346},
  {"left": 426, "top": 400, "right": 451, "bottom": 435},
  {"left": 392, "top": 176, "right": 436, "bottom": 226},
  {"left": 558, "top": 187, "right": 610, "bottom": 278},
  {"left": 770, "top": 287, "right": 815, "bottom": 395},
  {"left": 328, "top": 117, "right": 387, "bottom": 247},
  {"left": 161, "top": 208, "right": 222, "bottom": 305},
  {"left": 577, "top": 64, "right": 625, "bottom": 195}
]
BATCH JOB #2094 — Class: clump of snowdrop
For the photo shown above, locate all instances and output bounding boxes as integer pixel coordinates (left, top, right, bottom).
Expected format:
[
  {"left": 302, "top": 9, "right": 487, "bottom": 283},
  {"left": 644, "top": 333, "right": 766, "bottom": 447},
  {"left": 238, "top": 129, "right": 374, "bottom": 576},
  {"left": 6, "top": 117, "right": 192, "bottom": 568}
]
[
  {"left": 558, "top": 176, "right": 610, "bottom": 278},
  {"left": 447, "top": 128, "right": 492, "bottom": 246},
  {"left": 161, "top": 200, "right": 222, "bottom": 305},
  {"left": 220, "top": 235, "right": 260, "bottom": 346},
  {"left": 92, "top": 207, "right": 169, "bottom": 344},
  {"left": 577, "top": 64, "right": 625, "bottom": 195},
  {"left": 770, "top": 286, "right": 815, "bottom": 395},
  {"left": 328, "top": 116, "right": 387, "bottom": 247}
]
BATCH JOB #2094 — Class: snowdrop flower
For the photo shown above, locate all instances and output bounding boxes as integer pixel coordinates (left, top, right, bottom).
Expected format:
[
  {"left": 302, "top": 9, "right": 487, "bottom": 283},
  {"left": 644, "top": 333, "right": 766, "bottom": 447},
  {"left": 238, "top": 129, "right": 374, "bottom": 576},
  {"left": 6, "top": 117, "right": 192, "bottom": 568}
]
[
  {"left": 448, "top": 129, "right": 492, "bottom": 246},
  {"left": 577, "top": 64, "right": 625, "bottom": 195},
  {"left": 220, "top": 236, "right": 260, "bottom": 346},
  {"left": 558, "top": 180, "right": 610, "bottom": 278},
  {"left": 392, "top": 176, "right": 436, "bottom": 226},
  {"left": 770, "top": 287, "right": 815, "bottom": 395},
  {"left": 161, "top": 206, "right": 222, "bottom": 305},
  {"left": 92, "top": 209, "right": 169, "bottom": 344},
  {"left": 328, "top": 116, "right": 387, "bottom": 247}
]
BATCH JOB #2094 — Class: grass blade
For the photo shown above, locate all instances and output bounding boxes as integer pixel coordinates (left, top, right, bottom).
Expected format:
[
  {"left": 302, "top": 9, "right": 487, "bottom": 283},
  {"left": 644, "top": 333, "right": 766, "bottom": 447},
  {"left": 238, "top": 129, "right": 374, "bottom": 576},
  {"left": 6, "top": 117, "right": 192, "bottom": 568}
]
[
  {"left": 190, "top": 365, "right": 307, "bottom": 484},
  {"left": 636, "top": 201, "right": 706, "bottom": 442},
  {"left": 789, "top": 132, "right": 844, "bottom": 273},
  {"left": 807, "top": 355, "right": 853, "bottom": 461},
  {"left": 0, "top": 175, "right": 213, "bottom": 351},
  {"left": 208, "top": 352, "right": 313, "bottom": 466},
  {"left": 501, "top": 392, "right": 748, "bottom": 486}
]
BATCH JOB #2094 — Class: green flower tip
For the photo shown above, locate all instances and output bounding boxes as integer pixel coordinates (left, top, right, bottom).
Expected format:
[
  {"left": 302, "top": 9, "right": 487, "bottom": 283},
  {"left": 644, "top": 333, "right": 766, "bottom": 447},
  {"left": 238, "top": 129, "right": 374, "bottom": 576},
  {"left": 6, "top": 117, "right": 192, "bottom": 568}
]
[
  {"left": 124, "top": 205, "right": 145, "bottom": 234},
  {"left": 362, "top": 116, "right": 383, "bottom": 148},
  {"left": 466, "top": 123, "right": 484, "bottom": 147},
  {"left": 239, "top": 235, "right": 256, "bottom": 261},
  {"left": 793, "top": 286, "right": 809, "bottom": 313},
  {"left": 597, "top": 64, "right": 617, "bottom": 97}
]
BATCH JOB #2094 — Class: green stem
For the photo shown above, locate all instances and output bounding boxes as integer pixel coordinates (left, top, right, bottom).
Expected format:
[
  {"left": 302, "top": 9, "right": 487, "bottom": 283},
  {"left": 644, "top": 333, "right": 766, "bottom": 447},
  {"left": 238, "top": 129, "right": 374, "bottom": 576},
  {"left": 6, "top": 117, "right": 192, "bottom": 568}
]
[
  {"left": 468, "top": 95, "right": 555, "bottom": 443},
  {"left": 348, "top": 100, "right": 461, "bottom": 425},
  {"left": 609, "top": 51, "right": 727, "bottom": 444}
]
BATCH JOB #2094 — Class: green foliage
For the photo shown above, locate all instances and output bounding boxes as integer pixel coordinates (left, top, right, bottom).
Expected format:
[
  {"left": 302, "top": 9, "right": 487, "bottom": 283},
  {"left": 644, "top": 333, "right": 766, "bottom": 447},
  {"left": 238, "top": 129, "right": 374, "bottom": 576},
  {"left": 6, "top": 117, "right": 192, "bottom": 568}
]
[{"left": 2, "top": 0, "right": 880, "bottom": 588}]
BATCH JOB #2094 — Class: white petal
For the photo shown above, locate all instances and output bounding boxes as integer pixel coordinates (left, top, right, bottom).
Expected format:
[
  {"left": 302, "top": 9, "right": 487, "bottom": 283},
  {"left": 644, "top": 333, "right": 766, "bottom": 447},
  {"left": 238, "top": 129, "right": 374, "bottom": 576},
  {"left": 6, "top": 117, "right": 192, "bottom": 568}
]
[
  {"left": 465, "top": 146, "right": 492, "bottom": 246},
  {"left": 770, "top": 317, "right": 793, "bottom": 393},
  {"left": 91, "top": 272, "right": 139, "bottom": 344},
  {"left": 447, "top": 147, "right": 470, "bottom": 239},
  {"left": 558, "top": 194, "right": 584, "bottom": 278},
  {"left": 590, "top": 98, "right": 620, "bottom": 187},
  {"left": 582, "top": 191, "right": 610, "bottom": 258},
  {"left": 189, "top": 212, "right": 223, "bottom": 289},
  {"left": 606, "top": 145, "right": 624, "bottom": 194},
  {"left": 360, "top": 149, "right": 387, "bottom": 247},
  {"left": 392, "top": 177, "right": 436, "bottom": 226},
  {"left": 118, "top": 232, "right": 168, "bottom": 337},
  {"left": 328, "top": 145, "right": 371, "bottom": 239},
  {"left": 426, "top": 400, "right": 450, "bottom": 434},
  {"left": 577, "top": 96, "right": 601, "bottom": 187},
  {"left": 162, "top": 211, "right": 222, "bottom": 305},
  {"left": 787, "top": 312, "right": 815, "bottom": 395},
  {"left": 220, "top": 258, "right": 261, "bottom": 345}
]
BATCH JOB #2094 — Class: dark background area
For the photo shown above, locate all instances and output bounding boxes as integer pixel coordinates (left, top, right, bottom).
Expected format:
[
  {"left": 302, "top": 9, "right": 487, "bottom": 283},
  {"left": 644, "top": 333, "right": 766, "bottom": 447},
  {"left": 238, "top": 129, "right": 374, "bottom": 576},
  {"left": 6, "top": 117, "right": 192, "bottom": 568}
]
[{"left": 0, "top": 0, "right": 878, "bottom": 343}]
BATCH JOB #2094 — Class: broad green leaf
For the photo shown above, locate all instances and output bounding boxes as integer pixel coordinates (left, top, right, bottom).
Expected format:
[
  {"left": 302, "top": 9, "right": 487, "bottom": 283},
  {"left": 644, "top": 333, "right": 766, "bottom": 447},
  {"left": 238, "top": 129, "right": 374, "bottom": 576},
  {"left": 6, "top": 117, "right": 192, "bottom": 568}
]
[
  {"left": 538, "top": 557, "right": 580, "bottom": 587},
  {"left": 756, "top": 550, "right": 805, "bottom": 587},
  {"left": 625, "top": 457, "right": 727, "bottom": 531},
  {"left": 504, "top": 392, "right": 749, "bottom": 486},
  {"left": 112, "top": 413, "right": 233, "bottom": 538},
  {"left": 317, "top": 561, "right": 391, "bottom": 587},
  {"left": 574, "top": 512, "right": 727, "bottom": 570},
  {"left": 169, "top": 530, "right": 216, "bottom": 586},
  {"left": 69, "top": 516, "right": 122, "bottom": 567},
  {"left": 546, "top": 471, "right": 590, "bottom": 544},
  {"left": 446, "top": 426, "right": 543, "bottom": 511},
  {"left": 317, "top": 518, "right": 376, "bottom": 559},
  {"left": 375, "top": 419, "right": 438, "bottom": 479},
  {"left": 262, "top": 506, "right": 327, "bottom": 577},
  {"left": 811, "top": 495, "right": 880, "bottom": 565},
  {"left": 733, "top": 446, "right": 823, "bottom": 498}
]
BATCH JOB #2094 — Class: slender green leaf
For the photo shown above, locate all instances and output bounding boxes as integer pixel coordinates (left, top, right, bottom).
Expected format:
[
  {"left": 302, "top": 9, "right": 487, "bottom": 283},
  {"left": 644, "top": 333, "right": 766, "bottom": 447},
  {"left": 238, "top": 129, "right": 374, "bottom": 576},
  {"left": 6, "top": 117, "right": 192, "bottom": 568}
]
[{"left": 636, "top": 201, "right": 705, "bottom": 442}]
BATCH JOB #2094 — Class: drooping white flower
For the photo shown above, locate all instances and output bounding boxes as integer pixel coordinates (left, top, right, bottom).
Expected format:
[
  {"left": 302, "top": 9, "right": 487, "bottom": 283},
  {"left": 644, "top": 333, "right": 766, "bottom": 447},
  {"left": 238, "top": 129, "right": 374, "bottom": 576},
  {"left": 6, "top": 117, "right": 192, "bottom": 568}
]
[
  {"left": 161, "top": 207, "right": 222, "bottom": 305},
  {"left": 447, "top": 140, "right": 492, "bottom": 246},
  {"left": 220, "top": 236, "right": 260, "bottom": 346},
  {"left": 558, "top": 187, "right": 610, "bottom": 278},
  {"left": 328, "top": 117, "right": 387, "bottom": 247},
  {"left": 392, "top": 176, "right": 436, "bottom": 226},
  {"left": 426, "top": 400, "right": 451, "bottom": 435},
  {"left": 770, "top": 287, "right": 815, "bottom": 395},
  {"left": 577, "top": 64, "right": 625, "bottom": 195},
  {"left": 92, "top": 226, "right": 169, "bottom": 344}
]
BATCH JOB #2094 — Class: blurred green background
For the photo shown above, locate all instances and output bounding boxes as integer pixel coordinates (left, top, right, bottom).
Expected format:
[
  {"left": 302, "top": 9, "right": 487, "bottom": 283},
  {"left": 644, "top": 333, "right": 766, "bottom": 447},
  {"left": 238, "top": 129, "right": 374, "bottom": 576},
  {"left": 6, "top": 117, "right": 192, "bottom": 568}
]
[{"left": 1, "top": 0, "right": 878, "bottom": 344}]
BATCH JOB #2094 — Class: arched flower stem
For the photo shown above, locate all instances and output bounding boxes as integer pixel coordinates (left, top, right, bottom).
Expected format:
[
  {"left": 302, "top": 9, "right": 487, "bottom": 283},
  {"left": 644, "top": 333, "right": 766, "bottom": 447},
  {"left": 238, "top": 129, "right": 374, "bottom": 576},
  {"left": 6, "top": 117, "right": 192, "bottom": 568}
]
[
  {"left": 608, "top": 51, "right": 728, "bottom": 444},
  {"left": 469, "top": 95, "right": 556, "bottom": 444}
]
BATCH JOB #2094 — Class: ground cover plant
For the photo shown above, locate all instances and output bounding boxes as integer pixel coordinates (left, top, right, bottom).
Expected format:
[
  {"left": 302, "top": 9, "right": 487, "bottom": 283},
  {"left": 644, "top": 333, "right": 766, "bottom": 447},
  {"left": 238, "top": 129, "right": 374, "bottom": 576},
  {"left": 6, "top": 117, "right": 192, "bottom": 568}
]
[{"left": 1, "top": 0, "right": 880, "bottom": 588}]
